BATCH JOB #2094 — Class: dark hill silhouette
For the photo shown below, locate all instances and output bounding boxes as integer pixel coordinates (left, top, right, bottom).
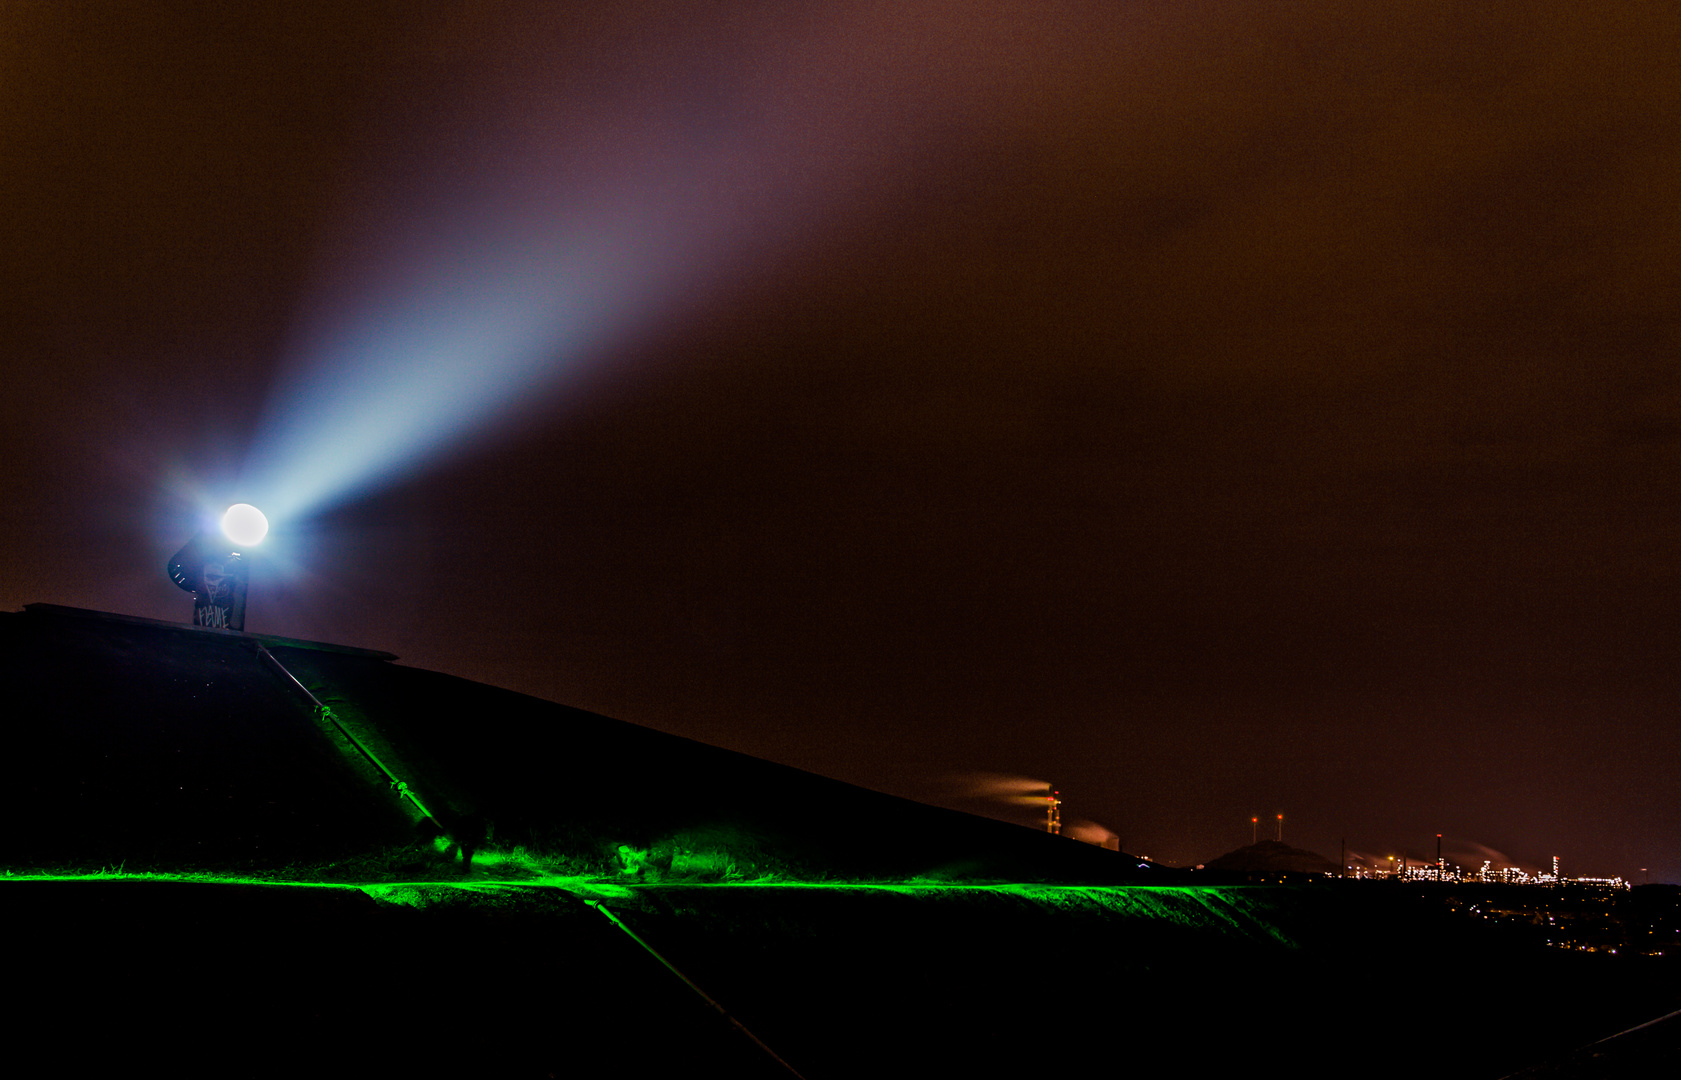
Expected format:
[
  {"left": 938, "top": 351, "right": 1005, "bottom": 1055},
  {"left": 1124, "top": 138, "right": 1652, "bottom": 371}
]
[
  {"left": 1, "top": 606, "right": 413, "bottom": 869},
  {"left": 6, "top": 605, "right": 1680, "bottom": 1078},
  {"left": 1204, "top": 840, "right": 1339, "bottom": 875},
  {"left": 1, "top": 605, "right": 1157, "bottom": 882}
]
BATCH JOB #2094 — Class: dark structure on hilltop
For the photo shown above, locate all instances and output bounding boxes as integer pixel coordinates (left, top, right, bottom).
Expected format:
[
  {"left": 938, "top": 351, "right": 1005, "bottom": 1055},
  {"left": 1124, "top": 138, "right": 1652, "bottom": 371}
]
[{"left": 1204, "top": 840, "right": 1339, "bottom": 877}]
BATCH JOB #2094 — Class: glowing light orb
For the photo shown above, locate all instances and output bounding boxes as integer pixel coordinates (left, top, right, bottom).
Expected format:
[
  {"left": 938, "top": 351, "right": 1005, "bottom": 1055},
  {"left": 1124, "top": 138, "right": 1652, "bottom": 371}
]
[{"left": 221, "top": 503, "right": 269, "bottom": 547}]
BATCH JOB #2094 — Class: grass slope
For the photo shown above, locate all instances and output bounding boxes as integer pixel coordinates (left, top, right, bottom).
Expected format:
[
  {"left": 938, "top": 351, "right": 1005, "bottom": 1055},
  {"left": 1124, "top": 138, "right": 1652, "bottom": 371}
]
[{"left": 1, "top": 605, "right": 1159, "bottom": 883}]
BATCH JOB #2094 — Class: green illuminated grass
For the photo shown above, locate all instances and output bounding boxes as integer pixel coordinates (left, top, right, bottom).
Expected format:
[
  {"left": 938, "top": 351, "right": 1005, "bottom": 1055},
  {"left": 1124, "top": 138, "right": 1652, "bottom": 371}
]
[
  {"left": 704, "top": 880, "right": 1297, "bottom": 942},
  {"left": 2, "top": 869, "right": 366, "bottom": 891},
  {"left": 2, "top": 836, "right": 1298, "bottom": 948},
  {"left": 1, "top": 862, "right": 1296, "bottom": 946}
]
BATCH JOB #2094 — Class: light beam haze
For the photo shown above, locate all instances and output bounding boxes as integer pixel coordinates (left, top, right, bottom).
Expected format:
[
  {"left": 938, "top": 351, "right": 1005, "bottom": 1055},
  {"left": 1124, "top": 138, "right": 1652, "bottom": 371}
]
[{"left": 238, "top": 2, "right": 1174, "bottom": 523}]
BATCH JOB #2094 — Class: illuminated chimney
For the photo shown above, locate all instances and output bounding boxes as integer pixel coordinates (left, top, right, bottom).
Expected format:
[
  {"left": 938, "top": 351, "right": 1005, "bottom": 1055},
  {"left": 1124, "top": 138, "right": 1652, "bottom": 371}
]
[{"left": 1046, "top": 787, "right": 1061, "bottom": 835}]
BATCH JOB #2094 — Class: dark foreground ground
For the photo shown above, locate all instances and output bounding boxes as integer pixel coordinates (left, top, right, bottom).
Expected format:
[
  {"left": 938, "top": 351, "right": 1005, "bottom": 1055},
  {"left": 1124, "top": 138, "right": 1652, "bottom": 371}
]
[
  {"left": 4, "top": 606, "right": 1677, "bottom": 1077},
  {"left": 7, "top": 876, "right": 1679, "bottom": 1079}
]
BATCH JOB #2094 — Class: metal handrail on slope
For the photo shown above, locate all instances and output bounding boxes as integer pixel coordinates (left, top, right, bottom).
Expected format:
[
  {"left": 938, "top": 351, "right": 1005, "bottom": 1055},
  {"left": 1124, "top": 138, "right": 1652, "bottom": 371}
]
[
  {"left": 584, "top": 899, "right": 806, "bottom": 1079},
  {"left": 254, "top": 642, "right": 440, "bottom": 826}
]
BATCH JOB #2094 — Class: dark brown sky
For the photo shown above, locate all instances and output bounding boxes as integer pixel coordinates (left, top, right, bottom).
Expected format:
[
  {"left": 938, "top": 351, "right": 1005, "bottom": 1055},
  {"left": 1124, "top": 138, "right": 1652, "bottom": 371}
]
[{"left": 3, "top": 2, "right": 1678, "bottom": 877}]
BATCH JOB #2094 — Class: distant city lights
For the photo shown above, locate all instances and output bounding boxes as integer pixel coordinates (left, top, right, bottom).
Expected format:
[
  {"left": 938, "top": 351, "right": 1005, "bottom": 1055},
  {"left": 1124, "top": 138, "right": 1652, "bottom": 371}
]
[{"left": 1342, "top": 854, "right": 1628, "bottom": 889}]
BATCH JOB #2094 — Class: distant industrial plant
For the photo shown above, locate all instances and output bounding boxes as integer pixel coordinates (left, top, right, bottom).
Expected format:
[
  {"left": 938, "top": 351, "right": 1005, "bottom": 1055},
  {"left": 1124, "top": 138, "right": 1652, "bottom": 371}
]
[{"left": 1352, "top": 852, "right": 1630, "bottom": 889}]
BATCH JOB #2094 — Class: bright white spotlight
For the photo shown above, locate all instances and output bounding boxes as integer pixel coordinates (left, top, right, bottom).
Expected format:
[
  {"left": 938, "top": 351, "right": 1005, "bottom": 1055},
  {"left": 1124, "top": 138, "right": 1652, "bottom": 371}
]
[{"left": 221, "top": 503, "right": 269, "bottom": 547}]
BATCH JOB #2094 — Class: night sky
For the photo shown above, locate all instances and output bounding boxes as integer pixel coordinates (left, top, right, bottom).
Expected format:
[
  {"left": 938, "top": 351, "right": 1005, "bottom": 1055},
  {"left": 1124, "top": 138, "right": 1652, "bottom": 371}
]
[{"left": 4, "top": 2, "right": 1678, "bottom": 879}]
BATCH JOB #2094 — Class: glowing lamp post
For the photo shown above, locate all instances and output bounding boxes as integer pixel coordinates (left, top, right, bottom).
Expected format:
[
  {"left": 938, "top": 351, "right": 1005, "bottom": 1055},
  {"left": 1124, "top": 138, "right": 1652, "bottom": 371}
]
[
  {"left": 220, "top": 503, "right": 269, "bottom": 547},
  {"left": 167, "top": 504, "right": 268, "bottom": 631}
]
